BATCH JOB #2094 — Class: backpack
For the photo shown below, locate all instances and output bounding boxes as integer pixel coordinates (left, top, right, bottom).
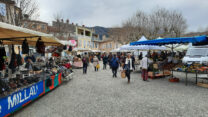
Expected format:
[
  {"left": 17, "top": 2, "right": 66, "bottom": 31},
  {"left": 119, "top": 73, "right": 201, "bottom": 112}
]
[{"left": 83, "top": 57, "right": 87, "bottom": 64}]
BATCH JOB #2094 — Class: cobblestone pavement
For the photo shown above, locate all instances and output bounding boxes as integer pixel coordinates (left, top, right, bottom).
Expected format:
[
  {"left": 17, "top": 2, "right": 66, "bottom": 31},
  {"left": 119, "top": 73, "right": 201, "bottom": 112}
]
[{"left": 13, "top": 63, "right": 208, "bottom": 117}]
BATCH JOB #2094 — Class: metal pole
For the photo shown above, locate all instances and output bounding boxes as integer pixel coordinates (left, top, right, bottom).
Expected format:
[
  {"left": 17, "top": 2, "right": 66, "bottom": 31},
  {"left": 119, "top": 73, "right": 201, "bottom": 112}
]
[
  {"left": 186, "top": 69, "right": 188, "bottom": 86},
  {"left": 196, "top": 70, "right": 198, "bottom": 84},
  {"left": 171, "top": 44, "right": 174, "bottom": 78}
]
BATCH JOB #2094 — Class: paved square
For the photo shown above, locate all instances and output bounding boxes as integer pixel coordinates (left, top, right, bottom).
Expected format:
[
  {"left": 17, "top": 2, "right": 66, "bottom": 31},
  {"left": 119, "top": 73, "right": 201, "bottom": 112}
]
[{"left": 13, "top": 64, "right": 208, "bottom": 117}]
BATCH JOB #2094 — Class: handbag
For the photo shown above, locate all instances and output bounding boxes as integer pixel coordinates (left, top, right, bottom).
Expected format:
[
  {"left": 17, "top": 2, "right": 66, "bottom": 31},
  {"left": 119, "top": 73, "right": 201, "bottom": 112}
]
[
  {"left": 96, "top": 64, "right": 100, "bottom": 69},
  {"left": 121, "top": 70, "right": 126, "bottom": 78}
]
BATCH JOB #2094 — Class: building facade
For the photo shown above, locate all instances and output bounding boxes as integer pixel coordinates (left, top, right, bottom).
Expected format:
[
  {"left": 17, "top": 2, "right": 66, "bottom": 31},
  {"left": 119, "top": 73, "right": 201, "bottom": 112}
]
[
  {"left": 21, "top": 19, "right": 48, "bottom": 33},
  {"left": 76, "top": 25, "right": 95, "bottom": 50},
  {"left": 98, "top": 35, "right": 122, "bottom": 53},
  {"left": 0, "top": 0, "right": 22, "bottom": 26}
]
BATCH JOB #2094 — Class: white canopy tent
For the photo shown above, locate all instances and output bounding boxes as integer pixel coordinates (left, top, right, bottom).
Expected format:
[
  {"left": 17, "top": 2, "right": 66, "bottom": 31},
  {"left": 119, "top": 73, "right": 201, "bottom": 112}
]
[
  {"left": 91, "top": 50, "right": 101, "bottom": 53},
  {"left": 120, "top": 36, "right": 166, "bottom": 50},
  {"left": 110, "top": 48, "right": 133, "bottom": 53},
  {"left": 174, "top": 45, "right": 189, "bottom": 51},
  {"left": 73, "top": 48, "right": 91, "bottom": 52}
]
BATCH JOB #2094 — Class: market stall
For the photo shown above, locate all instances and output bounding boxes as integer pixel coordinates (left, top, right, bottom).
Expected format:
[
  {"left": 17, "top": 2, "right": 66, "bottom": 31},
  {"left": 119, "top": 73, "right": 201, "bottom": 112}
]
[
  {"left": 0, "top": 22, "right": 73, "bottom": 117},
  {"left": 130, "top": 35, "right": 208, "bottom": 85}
]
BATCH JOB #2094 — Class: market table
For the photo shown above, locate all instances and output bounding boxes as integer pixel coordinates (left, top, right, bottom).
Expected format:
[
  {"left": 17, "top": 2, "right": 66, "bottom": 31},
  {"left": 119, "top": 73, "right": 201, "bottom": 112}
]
[
  {"left": 0, "top": 73, "right": 62, "bottom": 117},
  {"left": 173, "top": 70, "right": 208, "bottom": 86}
]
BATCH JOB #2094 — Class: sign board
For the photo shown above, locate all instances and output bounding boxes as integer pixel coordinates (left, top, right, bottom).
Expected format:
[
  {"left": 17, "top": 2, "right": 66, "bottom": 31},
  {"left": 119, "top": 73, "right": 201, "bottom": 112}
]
[{"left": 0, "top": 81, "right": 44, "bottom": 117}]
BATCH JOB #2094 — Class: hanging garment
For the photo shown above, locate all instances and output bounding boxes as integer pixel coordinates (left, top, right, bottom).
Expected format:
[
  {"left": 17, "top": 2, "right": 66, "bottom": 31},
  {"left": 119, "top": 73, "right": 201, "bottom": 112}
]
[
  {"left": 0, "top": 47, "right": 6, "bottom": 71},
  {"left": 22, "top": 39, "right": 29, "bottom": 54},
  {"left": 16, "top": 54, "right": 23, "bottom": 66},
  {"left": 36, "top": 38, "right": 45, "bottom": 54},
  {"left": 16, "top": 46, "right": 23, "bottom": 66},
  {"left": 9, "top": 45, "right": 17, "bottom": 73},
  {"left": 63, "top": 45, "right": 67, "bottom": 50},
  {"left": 68, "top": 46, "right": 72, "bottom": 51},
  {"left": 57, "top": 46, "right": 63, "bottom": 52}
]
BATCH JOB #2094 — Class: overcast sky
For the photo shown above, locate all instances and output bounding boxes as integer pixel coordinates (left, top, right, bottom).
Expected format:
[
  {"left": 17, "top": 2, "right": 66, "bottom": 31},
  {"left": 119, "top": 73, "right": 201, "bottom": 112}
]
[{"left": 37, "top": 0, "right": 208, "bottom": 32}]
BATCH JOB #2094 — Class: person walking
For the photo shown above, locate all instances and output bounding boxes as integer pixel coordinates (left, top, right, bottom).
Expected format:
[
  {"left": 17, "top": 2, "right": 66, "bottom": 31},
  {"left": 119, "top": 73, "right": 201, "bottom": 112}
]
[
  {"left": 82, "top": 53, "right": 89, "bottom": 74},
  {"left": 131, "top": 55, "right": 135, "bottom": 70},
  {"left": 124, "top": 54, "right": 133, "bottom": 83},
  {"left": 120, "top": 54, "right": 126, "bottom": 68},
  {"left": 139, "top": 52, "right": 143, "bottom": 60},
  {"left": 108, "top": 53, "right": 113, "bottom": 69},
  {"left": 111, "top": 55, "right": 119, "bottom": 78},
  {"left": 103, "top": 53, "right": 108, "bottom": 70},
  {"left": 93, "top": 56, "right": 99, "bottom": 72},
  {"left": 141, "top": 55, "right": 152, "bottom": 81}
]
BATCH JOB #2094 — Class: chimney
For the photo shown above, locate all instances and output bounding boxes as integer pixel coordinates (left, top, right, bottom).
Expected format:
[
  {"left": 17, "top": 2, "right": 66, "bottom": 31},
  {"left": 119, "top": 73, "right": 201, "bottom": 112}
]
[
  {"left": 66, "top": 19, "right": 69, "bottom": 24},
  {"left": 82, "top": 25, "right": 85, "bottom": 27},
  {"left": 61, "top": 19, "right": 64, "bottom": 22},
  {"left": 76, "top": 23, "right": 78, "bottom": 26},
  {"left": 72, "top": 23, "right": 74, "bottom": 25}
]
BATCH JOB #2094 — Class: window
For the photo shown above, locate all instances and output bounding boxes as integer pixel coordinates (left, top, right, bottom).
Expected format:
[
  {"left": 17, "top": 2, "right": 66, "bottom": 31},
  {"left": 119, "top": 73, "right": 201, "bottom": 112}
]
[
  {"left": 32, "top": 24, "right": 37, "bottom": 29},
  {"left": 87, "top": 41, "right": 90, "bottom": 47},
  {"left": 78, "top": 40, "right": 82, "bottom": 47},
  {"left": 41, "top": 25, "right": 45, "bottom": 30},
  {"left": 85, "top": 31, "right": 91, "bottom": 37},
  {"left": 84, "top": 40, "right": 86, "bottom": 48},
  {"left": 78, "top": 29, "right": 84, "bottom": 35},
  {"left": 110, "top": 43, "right": 112, "bottom": 48},
  {"left": 0, "top": 3, "right": 6, "bottom": 16},
  {"left": 95, "top": 43, "right": 98, "bottom": 48},
  {"left": 24, "top": 22, "right": 28, "bottom": 28}
]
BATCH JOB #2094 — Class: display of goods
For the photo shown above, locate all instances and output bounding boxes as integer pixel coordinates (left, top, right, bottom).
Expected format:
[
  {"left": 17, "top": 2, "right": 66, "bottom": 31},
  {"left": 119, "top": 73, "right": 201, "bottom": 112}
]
[
  {"left": 169, "top": 78, "right": 179, "bottom": 82},
  {"left": 148, "top": 72, "right": 154, "bottom": 77},
  {"left": 164, "top": 70, "right": 171, "bottom": 76},
  {"left": 163, "top": 63, "right": 175, "bottom": 70},
  {"left": 153, "top": 64, "right": 158, "bottom": 69}
]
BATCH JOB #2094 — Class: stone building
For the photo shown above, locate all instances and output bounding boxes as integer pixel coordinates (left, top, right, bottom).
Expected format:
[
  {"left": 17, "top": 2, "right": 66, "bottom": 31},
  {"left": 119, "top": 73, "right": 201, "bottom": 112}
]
[
  {"left": 48, "top": 19, "right": 76, "bottom": 40},
  {"left": 0, "top": 0, "right": 22, "bottom": 26},
  {"left": 21, "top": 17, "right": 48, "bottom": 33}
]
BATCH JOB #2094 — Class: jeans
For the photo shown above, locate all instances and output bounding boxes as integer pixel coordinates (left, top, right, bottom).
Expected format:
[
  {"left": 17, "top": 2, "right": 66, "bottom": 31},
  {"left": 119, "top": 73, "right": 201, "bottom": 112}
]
[
  {"left": 83, "top": 64, "right": 88, "bottom": 74},
  {"left": 142, "top": 69, "right": 148, "bottom": 80},
  {"left": 112, "top": 67, "right": 118, "bottom": 77},
  {"left": 103, "top": 63, "right": 107, "bottom": 69},
  {"left": 94, "top": 67, "right": 98, "bottom": 71},
  {"left": 126, "top": 70, "right": 131, "bottom": 80}
]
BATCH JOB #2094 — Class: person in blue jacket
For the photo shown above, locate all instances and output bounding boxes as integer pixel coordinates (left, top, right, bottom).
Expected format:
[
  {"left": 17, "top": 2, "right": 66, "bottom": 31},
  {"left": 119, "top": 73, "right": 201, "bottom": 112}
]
[{"left": 110, "top": 54, "right": 119, "bottom": 78}]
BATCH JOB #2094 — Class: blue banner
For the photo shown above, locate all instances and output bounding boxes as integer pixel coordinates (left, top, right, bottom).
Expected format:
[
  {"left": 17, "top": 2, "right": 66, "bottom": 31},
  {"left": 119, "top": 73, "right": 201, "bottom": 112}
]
[{"left": 0, "top": 81, "right": 44, "bottom": 117}]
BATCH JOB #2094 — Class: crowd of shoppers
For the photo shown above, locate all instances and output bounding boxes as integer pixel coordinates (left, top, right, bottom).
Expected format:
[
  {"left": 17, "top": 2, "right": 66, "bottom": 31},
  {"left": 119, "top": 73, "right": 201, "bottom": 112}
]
[{"left": 79, "top": 50, "right": 186, "bottom": 84}]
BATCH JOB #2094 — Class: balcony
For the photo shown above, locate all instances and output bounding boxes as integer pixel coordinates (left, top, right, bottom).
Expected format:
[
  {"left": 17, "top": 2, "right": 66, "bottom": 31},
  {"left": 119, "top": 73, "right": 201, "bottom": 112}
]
[
  {"left": 69, "top": 33, "right": 78, "bottom": 40},
  {"left": 92, "top": 37, "right": 103, "bottom": 42}
]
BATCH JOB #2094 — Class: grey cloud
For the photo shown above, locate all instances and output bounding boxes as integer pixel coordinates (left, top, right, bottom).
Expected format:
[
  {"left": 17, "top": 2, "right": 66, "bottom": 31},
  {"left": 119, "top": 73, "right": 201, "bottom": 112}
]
[{"left": 37, "top": 0, "right": 208, "bottom": 32}]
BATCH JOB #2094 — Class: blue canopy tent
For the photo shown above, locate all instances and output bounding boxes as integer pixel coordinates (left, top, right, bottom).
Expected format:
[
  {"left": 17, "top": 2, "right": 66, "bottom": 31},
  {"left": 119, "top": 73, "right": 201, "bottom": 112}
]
[
  {"left": 130, "top": 35, "right": 208, "bottom": 84},
  {"left": 130, "top": 35, "right": 208, "bottom": 46}
]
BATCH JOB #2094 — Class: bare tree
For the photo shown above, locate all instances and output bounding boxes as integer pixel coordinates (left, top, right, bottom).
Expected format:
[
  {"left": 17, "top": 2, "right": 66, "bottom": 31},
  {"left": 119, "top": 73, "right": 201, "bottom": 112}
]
[
  {"left": 110, "top": 7, "right": 188, "bottom": 43},
  {"left": 15, "top": 0, "right": 39, "bottom": 19}
]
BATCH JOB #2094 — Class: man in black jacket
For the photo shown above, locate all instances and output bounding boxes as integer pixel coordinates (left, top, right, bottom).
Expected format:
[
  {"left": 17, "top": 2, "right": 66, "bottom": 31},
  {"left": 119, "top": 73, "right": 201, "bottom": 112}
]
[
  {"left": 103, "top": 53, "right": 108, "bottom": 70},
  {"left": 82, "top": 53, "right": 89, "bottom": 74}
]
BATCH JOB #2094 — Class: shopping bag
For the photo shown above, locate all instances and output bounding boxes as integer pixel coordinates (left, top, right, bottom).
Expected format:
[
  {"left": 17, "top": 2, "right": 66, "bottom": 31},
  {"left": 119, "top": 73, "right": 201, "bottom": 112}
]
[
  {"left": 121, "top": 70, "right": 126, "bottom": 78},
  {"left": 96, "top": 64, "right": 100, "bottom": 69}
]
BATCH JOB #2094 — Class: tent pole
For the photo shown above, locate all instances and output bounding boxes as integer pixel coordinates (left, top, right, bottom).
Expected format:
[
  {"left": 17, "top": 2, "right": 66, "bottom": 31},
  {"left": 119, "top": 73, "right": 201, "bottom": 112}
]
[{"left": 171, "top": 44, "right": 174, "bottom": 78}]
